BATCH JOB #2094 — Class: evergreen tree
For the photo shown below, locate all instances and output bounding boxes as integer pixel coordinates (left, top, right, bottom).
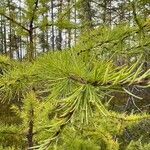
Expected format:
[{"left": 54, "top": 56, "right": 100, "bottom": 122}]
[{"left": 0, "top": 0, "right": 150, "bottom": 150}]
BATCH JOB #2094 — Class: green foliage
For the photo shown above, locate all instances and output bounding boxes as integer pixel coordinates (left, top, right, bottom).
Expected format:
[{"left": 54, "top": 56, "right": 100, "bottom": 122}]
[
  {"left": 0, "top": 55, "right": 14, "bottom": 74},
  {"left": 0, "top": 146, "right": 16, "bottom": 150},
  {"left": 0, "top": 61, "right": 37, "bottom": 102},
  {"left": 0, "top": 22, "right": 150, "bottom": 150},
  {"left": 56, "top": 19, "right": 80, "bottom": 29},
  {"left": 75, "top": 23, "right": 150, "bottom": 62},
  {"left": 126, "top": 139, "right": 150, "bottom": 150}
]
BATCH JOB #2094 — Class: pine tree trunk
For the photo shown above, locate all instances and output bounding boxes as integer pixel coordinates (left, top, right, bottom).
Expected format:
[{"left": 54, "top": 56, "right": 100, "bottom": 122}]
[
  {"left": 27, "top": 109, "right": 34, "bottom": 148},
  {"left": 82, "top": 0, "right": 93, "bottom": 30},
  {"left": 67, "top": 0, "right": 71, "bottom": 48},
  {"left": 56, "top": 0, "right": 63, "bottom": 50},
  {"left": 28, "top": 28, "right": 34, "bottom": 62},
  {"left": 51, "top": 0, "right": 55, "bottom": 51}
]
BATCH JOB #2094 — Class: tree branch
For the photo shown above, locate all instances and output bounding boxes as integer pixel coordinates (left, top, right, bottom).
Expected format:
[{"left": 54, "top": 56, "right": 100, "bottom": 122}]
[
  {"left": 69, "top": 74, "right": 149, "bottom": 87},
  {"left": 0, "top": 13, "right": 29, "bottom": 32},
  {"left": 29, "top": 0, "right": 39, "bottom": 30}
]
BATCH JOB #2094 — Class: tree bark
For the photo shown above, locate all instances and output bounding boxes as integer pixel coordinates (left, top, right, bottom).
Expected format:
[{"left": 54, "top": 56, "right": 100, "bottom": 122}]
[
  {"left": 27, "top": 109, "right": 34, "bottom": 148},
  {"left": 51, "top": 0, "right": 55, "bottom": 51},
  {"left": 56, "top": 0, "right": 63, "bottom": 50},
  {"left": 81, "top": 0, "right": 93, "bottom": 30}
]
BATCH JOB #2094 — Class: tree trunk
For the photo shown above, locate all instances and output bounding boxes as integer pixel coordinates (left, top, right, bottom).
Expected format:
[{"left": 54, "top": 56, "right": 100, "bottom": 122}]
[
  {"left": 67, "top": 0, "right": 71, "bottom": 48},
  {"left": 28, "top": 28, "right": 34, "bottom": 62},
  {"left": 81, "top": 0, "right": 93, "bottom": 30},
  {"left": 56, "top": 0, "right": 63, "bottom": 50},
  {"left": 51, "top": 0, "right": 55, "bottom": 51},
  {"left": 27, "top": 109, "right": 34, "bottom": 148}
]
